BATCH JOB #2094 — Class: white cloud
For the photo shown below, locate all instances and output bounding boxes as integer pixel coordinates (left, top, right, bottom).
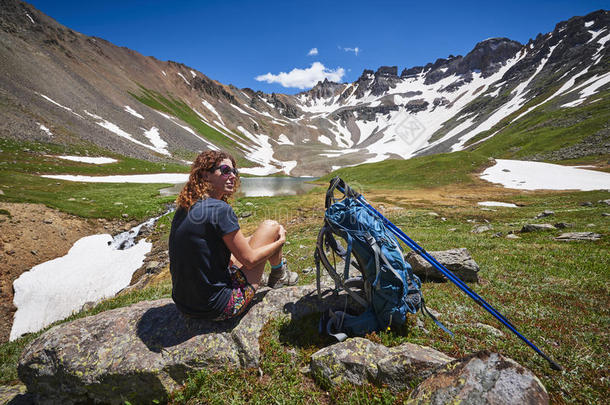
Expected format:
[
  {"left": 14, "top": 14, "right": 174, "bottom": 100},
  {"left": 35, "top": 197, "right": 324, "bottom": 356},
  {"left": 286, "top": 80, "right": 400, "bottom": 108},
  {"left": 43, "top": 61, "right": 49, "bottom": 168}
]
[
  {"left": 340, "top": 46, "right": 360, "bottom": 56},
  {"left": 308, "top": 47, "right": 318, "bottom": 56},
  {"left": 255, "top": 62, "right": 345, "bottom": 89}
]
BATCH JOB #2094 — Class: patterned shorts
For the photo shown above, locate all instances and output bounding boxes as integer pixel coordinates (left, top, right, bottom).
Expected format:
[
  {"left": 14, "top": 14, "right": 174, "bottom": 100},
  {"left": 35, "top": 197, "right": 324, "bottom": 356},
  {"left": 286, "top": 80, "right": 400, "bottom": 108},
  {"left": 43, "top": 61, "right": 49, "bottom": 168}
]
[{"left": 214, "top": 265, "right": 255, "bottom": 321}]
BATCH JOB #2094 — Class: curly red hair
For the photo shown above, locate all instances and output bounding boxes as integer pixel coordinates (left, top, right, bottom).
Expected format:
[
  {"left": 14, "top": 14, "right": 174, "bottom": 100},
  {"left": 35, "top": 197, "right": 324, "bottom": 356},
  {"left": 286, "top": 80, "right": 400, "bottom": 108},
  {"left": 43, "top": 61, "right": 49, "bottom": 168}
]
[{"left": 176, "top": 150, "right": 240, "bottom": 209}]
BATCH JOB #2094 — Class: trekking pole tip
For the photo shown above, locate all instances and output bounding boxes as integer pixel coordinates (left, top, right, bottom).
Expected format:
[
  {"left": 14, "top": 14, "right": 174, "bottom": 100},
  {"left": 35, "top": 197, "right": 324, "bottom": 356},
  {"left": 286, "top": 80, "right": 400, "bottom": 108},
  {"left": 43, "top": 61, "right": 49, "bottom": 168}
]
[{"left": 549, "top": 360, "right": 562, "bottom": 371}]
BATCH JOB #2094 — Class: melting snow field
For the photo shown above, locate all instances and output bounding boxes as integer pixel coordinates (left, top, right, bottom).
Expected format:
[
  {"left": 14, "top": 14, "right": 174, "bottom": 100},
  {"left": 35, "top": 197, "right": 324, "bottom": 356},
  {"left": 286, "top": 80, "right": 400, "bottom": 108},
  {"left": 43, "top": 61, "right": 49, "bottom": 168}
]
[
  {"left": 477, "top": 201, "right": 518, "bottom": 208},
  {"left": 480, "top": 159, "right": 610, "bottom": 191},
  {"left": 42, "top": 173, "right": 188, "bottom": 183},
  {"left": 50, "top": 155, "right": 118, "bottom": 164},
  {"left": 10, "top": 235, "right": 151, "bottom": 341}
]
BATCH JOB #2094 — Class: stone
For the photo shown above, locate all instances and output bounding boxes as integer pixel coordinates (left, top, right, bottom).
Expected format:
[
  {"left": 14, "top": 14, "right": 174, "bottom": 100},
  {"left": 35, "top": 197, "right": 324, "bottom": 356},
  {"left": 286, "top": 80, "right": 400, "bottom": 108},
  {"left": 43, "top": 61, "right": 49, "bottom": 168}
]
[
  {"left": 472, "top": 322, "right": 504, "bottom": 337},
  {"left": 239, "top": 211, "right": 253, "bottom": 218},
  {"left": 580, "top": 201, "right": 593, "bottom": 206},
  {"left": 598, "top": 199, "right": 610, "bottom": 206},
  {"left": 0, "top": 189, "right": 4, "bottom": 195},
  {"left": 405, "top": 248, "right": 480, "bottom": 282},
  {"left": 471, "top": 224, "right": 493, "bottom": 234},
  {"left": 535, "top": 210, "right": 554, "bottom": 219},
  {"left": 310, "top": 337, "right": 454, "bottom": 391},
  {"left": 0, "top": 384, "right": 32, "bottom": 405},
  {"left": 121, "top": 213, "right": 129, "bottom": 218},
  {"left": 553, "top": 222, "right": 573, "bottom": 229},
  {"left": 427, "top": 212, "right": 440, "bottom": 217},
  {"left": 18, "top": 284, "right": 354, "bottom": 404},
  {"left": 520, "top": 224, "right": 556, "bottom": 232},
  {"left": 506, "top": 234, "right": 521, "bottom": 239},
  {"left": 409, "top": 351, "right": 549, "bottom": 405},
  {"left": 42, "top": 218, "right": 52, "bottom": 224},
  {"left": 554, "top": 232, "right": 602, "bottom": 241},
  {"left": 603, "top": 213, "right": 610, "bottom": 217},
  {"left": 145, "top": 261, "right": 160, "bottom": 272}
]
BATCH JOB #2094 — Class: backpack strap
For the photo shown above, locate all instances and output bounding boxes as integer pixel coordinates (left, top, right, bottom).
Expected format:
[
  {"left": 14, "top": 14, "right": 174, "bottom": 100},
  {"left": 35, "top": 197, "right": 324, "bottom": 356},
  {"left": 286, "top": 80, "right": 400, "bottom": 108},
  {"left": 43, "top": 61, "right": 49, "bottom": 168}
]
[
  {"left": 326, "top": 177, "right": 361, "bottom": 209},
  {"left": 315, "top": 225, "right": 368, "bottom": 308},
  {"left": 421, "top": 298, "right": 453, "bottom": 337}
]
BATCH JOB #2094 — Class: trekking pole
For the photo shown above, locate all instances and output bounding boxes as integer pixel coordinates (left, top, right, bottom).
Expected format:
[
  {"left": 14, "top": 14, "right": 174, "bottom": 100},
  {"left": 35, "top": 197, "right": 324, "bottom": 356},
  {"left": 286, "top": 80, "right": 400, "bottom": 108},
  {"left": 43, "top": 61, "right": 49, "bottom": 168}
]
[{"left": 335, "top": 182, "right": 562, "bottom": 371}]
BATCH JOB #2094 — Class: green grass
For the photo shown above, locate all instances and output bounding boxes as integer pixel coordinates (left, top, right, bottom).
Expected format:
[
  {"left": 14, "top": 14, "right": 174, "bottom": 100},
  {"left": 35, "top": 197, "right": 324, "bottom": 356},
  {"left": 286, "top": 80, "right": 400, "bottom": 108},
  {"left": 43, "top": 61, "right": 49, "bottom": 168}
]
[
  {"left": 1, "top": 137, "right": 608, "bottom": 403},
  {"left": 318, "top": 151, "right": 489, "bottom": 190},
  {"left": 469, "top": 91, "right": 610, "bottom": 161},
  {"left": 3, "top": 185, "right": 608, "bottom": 403},
  {"left": 0, "top": 138, "right": 180, "bottom": 219}
]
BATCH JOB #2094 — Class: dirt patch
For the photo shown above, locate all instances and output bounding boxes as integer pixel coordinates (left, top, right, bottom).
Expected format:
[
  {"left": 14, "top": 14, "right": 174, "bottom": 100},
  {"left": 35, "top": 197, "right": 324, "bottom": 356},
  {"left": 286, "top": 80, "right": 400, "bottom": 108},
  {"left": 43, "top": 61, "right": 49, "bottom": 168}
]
[{"left": 0, "top": 202, "right": 130, "bottom": 344}]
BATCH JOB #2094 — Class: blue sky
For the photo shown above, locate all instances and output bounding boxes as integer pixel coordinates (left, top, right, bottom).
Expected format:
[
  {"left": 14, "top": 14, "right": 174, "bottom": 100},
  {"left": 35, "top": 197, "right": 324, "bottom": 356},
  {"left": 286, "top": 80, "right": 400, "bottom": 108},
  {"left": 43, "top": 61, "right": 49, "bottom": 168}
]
[{"left": 28, "top": 0, "right": 607, "bottom": 94}]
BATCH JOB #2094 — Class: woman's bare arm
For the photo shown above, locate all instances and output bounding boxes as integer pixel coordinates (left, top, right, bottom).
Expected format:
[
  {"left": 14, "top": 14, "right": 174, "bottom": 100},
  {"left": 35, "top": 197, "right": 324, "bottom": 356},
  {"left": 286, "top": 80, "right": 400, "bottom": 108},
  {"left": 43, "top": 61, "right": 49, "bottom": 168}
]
[{"left": 222, "top": 226, "right": 285, "bottom": 268}]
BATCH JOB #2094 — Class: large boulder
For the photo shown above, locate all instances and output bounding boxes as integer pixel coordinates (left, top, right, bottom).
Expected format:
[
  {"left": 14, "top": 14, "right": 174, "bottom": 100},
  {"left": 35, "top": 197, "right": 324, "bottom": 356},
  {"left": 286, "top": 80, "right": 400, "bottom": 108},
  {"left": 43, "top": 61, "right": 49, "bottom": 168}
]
[
  {"left": 521, "top": 223, "right": 556, "bottom": 232},
  {"left": 405, "top": 248, "right": 480, "bottom": 282},
  {"left": 409, "top": 351, "right": 549, "bottom": 404},
  {"left": 310, "top": 337, "right": 454, "bottom": 391},
  {"left": 17, "top": 284, "right": 352, "bottom": 405},
  {"left": 554, "top": 232, "right": 602, "bottom": 241}
]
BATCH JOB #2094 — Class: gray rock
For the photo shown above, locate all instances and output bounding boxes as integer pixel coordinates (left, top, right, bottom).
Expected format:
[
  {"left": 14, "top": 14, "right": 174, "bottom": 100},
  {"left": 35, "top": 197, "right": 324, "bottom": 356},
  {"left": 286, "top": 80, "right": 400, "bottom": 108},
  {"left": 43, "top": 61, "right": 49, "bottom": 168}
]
[
  {"left": 603, "top": 213, "right": 610, "bottom": 217},
  {"left": 554, "top": 232, "right": 602, "bottom": 241},
  {"left": 310, "top": 337, "right": 454, "bottom": 391},
  {"left": 506, "top": 234, "right": 521, "bottom": 239},
  {"left": 535, "top": 210, "right": 554, "bottom": 219},
  {"left": 599, "top": 199, "right": 610, "bottom": 206},
  {"left": 472, "top": 224, "right": 493, "bottom": 234},
  {"left": 581, "top": 201, "right": 593, "bottom": 206},
  {"left": 0, "top": 384, "right": 32, "bottom": 405},
  {"left": 472, "top": 322, "right": 504, "bottom": 337},
  {"left": 0, "top": 189, "right": 4, "bottom": 196},
  {"left": 520, "top": 224, "right": 556, "bottom": 232},
  {"left": 406, "top": 248, "right": 480, "bottom": 282},
  {"left": 239, "top": 211, "right": 253, "bottom": 218},
  {"left": 145, "top": 261, "right": 160, "bottom": 272},
  {"left": 427, "top": 212, "right": 440, "bottom": 217},
  {"left": 18, "top": 285, "right": 351, "bottom": 405},
  {"left": 409, "top": 351, "right": 549, "bottom": 405},
  {"left": 554, "top": 222, "right": 573, "bottom": 229}
]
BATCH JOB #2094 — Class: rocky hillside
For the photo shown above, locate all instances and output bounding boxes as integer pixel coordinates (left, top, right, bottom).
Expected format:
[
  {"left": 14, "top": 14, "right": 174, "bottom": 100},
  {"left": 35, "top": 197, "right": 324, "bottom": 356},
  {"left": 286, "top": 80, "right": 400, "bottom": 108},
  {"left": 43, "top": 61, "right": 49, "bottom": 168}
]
[{"left": 0, "top": 0, "right": 608, "bottom": 176}]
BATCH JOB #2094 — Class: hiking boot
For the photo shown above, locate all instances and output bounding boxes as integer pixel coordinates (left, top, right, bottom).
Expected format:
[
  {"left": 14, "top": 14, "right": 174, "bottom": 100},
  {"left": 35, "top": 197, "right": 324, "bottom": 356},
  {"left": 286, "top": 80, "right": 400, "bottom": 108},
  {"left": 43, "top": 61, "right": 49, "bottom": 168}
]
[{"left": 267, "top": 260, "right": 298, "bottom": 288}]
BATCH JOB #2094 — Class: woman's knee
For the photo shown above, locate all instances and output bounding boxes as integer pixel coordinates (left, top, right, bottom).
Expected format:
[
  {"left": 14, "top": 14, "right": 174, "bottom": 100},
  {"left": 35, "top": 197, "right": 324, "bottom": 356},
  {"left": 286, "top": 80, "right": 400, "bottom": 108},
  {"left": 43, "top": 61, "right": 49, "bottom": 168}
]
[{"left": 260, "top": 219, "right": 280, "bottom": 233}]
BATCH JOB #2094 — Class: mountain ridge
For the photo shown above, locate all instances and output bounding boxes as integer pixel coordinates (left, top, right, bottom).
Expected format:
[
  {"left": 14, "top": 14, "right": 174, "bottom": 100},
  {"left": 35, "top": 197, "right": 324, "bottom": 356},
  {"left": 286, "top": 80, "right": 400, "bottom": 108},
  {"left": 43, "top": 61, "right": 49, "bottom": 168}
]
[{"left": 0, "top": 0, "right": 608, "bottom": 176}]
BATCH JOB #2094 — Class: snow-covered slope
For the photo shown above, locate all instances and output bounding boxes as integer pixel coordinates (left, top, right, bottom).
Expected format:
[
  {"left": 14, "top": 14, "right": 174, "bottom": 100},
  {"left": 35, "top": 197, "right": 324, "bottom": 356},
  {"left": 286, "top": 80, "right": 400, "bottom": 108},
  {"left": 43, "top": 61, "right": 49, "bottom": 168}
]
[{"left": 0, "top": 1, "right": 608, "bottom": 176}]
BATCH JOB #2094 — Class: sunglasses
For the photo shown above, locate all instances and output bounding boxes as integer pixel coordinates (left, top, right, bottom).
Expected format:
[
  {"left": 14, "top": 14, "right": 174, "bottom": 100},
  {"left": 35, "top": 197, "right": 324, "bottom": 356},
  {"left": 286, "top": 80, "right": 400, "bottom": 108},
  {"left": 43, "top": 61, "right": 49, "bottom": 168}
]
[{"left": 210, "top": 164, "right": 239, "bottom": 177}]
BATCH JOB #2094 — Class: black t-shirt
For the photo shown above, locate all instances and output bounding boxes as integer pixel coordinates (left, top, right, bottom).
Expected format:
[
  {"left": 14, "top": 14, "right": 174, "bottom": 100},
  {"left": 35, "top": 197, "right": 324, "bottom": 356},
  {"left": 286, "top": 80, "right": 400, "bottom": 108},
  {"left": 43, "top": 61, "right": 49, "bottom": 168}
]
[{"left": 169, "top": 198, "right": 240, "bottom": 318}]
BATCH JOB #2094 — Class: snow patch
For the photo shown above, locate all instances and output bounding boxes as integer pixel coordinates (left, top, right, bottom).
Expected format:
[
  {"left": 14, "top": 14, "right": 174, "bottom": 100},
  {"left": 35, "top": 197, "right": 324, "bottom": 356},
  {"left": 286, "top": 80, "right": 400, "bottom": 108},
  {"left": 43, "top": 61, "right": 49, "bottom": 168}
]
[
  {"left": 10, "top": 235, "right": 151, "bottom": 340},
  {"left": 84, "top": 111, "right": 170, "bottom": 156},
  {"left": 124, "top": 105, "right": 144, "bottom": 119},
  {"left": 477, "top": 201, "right": 518, "bottom": 208},
  {"left": 50, "top": 155, "right": 118, "bottom": 164},
  {"left": 38, "top": 123, "right": 53, "bottom": 137},
  {"left": 480, "top": 159, "right": 610, "bottom": 191},
  {"left": 41, "top": 173, "right": 188, "bottom": 183},
  {"left": 318, "top": 135, "right": 332, "bottom": 145},
  {"left": 276, "top": 134, "right": 294, "bottom": 145},
  {"left": 38, "top": 93, "right": 84, "bottom": 119},
  {"left": 142, "top": 127, "right": 168, "bottom": 152},
  {"left": 25, "top": 13, "right": 35, "bottom": 24},
  {"left": 177, "top": 72, "right": 190, "bottom": 85}
]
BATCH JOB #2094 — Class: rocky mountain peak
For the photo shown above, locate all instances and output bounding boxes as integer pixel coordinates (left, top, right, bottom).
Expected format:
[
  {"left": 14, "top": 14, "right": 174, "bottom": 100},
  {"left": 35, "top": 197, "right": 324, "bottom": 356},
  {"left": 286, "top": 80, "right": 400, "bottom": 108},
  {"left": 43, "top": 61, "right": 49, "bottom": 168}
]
[
  {"left": 304, "top": 78, "right": 344, "bottom": 100},
  {"left": 375, "top": 66, "right": 398, "bottom": 77}
]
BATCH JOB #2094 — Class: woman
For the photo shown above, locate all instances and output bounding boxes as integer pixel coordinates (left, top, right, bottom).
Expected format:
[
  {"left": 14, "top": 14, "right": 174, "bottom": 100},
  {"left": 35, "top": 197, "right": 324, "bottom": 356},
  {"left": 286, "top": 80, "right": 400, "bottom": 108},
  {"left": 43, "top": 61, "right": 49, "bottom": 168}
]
[{"left": 169, "top": 150, "right": 298, "bottom": 321}]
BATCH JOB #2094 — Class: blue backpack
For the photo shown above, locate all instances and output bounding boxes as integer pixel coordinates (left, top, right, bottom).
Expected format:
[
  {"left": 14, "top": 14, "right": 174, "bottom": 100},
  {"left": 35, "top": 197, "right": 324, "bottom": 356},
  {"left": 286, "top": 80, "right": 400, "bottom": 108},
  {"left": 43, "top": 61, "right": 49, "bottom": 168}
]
[{"left": 315, "top": 178, "right": 444, "bottom": 340}]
